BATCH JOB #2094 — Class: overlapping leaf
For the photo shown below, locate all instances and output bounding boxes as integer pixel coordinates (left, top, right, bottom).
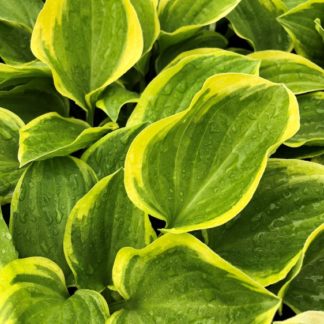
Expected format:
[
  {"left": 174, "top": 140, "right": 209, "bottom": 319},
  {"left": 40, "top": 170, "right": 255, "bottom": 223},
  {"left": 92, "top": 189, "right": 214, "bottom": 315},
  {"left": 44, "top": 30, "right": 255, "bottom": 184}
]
[
  {"left": 10, "top": 157, "right": 97, "bottom": 281},
  {"left": 207, "top": 159, "right": 324, "bottom": 286},
  {"left": 228, "top": 0, "right": 292, "bottom": 51},
  {"left": 108, "top": 233, "right": 280, "bottom": 323},
  {"left": 0, "top": 79, "right": 69, "bottom": 123},
  {"left": 18, "top": 113, "right": 117, "bottom": 167},
  {"left": 282, "top": 0, "right": 308, "bottom": 9},
  {"left": 82, "top": 124, "right": 146, "bottom": 180},
  {"left": 285, "top": 92, "right": 324, "bottom": 147},
  {"left": 31, "top": 0, "right": 143, "bottom": 116},
  {"left": 128, "top": 48, "right": 260, "bottom": 125},
  {"left": 278, "top": 0, "right": 324, "bottom": 66},
  {"left": 0, "top": 108, "right": 25, "bottom": 205},
  {"left": 155, "top": 30, "right": 228, "bottom": 72},
  {"left": 131, "top": 0, "right": 159, "bottom": 55},
  {"left": 0, "top": 257, "right": 109, "bottom": 323},
  {"left": 158, "top": 0, "right": 242, "bottom": 35},
  {"left": 64, "top": 169, "right": 155, "bottom": 291},
  {"left": 0, "top": 0, "right": 43, "bottom": 63},
  {"left": 0, "top": 61, "right": 51, "bottom": 89},
  {"left": 125, "top": 73, "right": 299, "bottom": 233},
  {"left": 0, "top": 208, "right": 17, "bottom": 268},
  {"left": 277, "top": 224, "right": 324, "bottom": 312},
  {"left": 249, "top": 51, "right": 324, "bottom": 94}
]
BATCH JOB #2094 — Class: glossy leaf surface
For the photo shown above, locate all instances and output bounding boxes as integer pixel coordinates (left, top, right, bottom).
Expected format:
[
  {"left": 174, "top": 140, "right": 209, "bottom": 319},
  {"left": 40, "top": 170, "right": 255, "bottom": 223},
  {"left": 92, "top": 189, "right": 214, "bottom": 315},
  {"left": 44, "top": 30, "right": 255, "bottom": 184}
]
[
  {"left": 125, "top": 73, "right": 299, "bottom": 233},
  {"left": 0, "top": 108, "right": 25, "bottom": 205},
  {"left": 207, "top": 159, "right": 324, "bottom": 286},
  {"left": 10, "top": 157, "right": 97, "bottom": 280},
  {"left": 108, "top": 233, "right": 280, "bottom": 323},
  {"left": 82, "top": 124, "right": 146, "bottom": 180},
  {"left": 31, "top": 0, "right": 143, "bottom": 111},
  {"left": 0, "top": 257, "right": 109, "bottom": 323},
  {"left": 228, "top": 0, "right": 292, "bottom": 51},
  {"left": 128, "top": 48, "right": 260, "bottom": 125},
  {"left": 18, "top": 113, "right": 116, "bottom": 167},
  {"left": 249, "top": 51, "right": 324, "bottom": 94},
  {"left": 64, "top": 169, "right": 154, "bottom": 291}
]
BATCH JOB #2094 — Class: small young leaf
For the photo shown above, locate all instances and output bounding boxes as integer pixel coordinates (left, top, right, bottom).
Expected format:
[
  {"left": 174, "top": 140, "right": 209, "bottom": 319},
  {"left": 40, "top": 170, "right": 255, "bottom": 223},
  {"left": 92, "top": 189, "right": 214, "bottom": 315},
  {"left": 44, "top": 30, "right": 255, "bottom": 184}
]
[
  {"left": 31, "top": 0, "right": 143, "bottom": 113},
  {"left": 0, "top": 257, "right": 109, "bottom": 323},
  {"left": 228, "top": 0, "right": 292, "bottom": 51},
  {"left": 207, "top": 159, "right": 324, "bottom": 286},
  {"left": 64, "top": 169, "right": 155, "bottom": 291},
  {"left": 0, "top": 108, "right": 25, "bottom": 205},
  {"left": 82, "top": 124, "right": 146, "bottom": 180},
  {"left": 108, "top": 233, "right": 280, "bottom": 323},
  {"left": 278, "top": 0, "right": 324, "bottom": 66},
  {"left": 125, "top": 73, "right": 299, "bottom": 233},
  {"left": 10, "top": 157, "right": 97, "bottom": 281},
  {"left": 96, "top": 83, "right": 139, "bottom": 122},
  {"left": 128, "top": 48, "right": 260, "bottom": 126},
  {"left": 249, "top": 51, "right": 324, "bottom": 94},
  {"left": 285, "top": 92, "right": 324, "bottom": 147},
  {"left": 18, "top": 113, "right": 117, "bottom": 167}
]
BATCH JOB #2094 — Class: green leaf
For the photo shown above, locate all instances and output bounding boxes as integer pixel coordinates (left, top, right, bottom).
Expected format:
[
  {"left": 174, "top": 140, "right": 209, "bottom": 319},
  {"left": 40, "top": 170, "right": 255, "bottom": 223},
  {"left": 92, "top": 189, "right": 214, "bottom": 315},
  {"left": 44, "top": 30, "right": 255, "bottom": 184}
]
[
  {"left": 108, "top": 233, "right": 280, "bottom": 323},
  {"left": 64, "top": 169, "right": 155, "bottom": 292},
  {"left": 0, "top": 0, "right": 42, "bottom": 30},
  {"left": 278, "top": 224, "right": 324, "bottom": 312},
  {"left": 0, "top": 108, "right": 25, "bottom": 205},
  {"left": 206, "top": 159, "right": 324, "bottom": 286},
  {"left": 131, "top": 0, "right": 160, "bottom": 55},
  {"left": 315, "top": 18, "right": 324, "bottom": 41},
  {"left": 82, "top": 124, "right": 146, "bottom": 180},
  {"left": 96, "top": 83, "right": 139, "bottom": 122},
  {"left": 0, "top": 208, "right": 17, "bottom": 268},
  {"left": 125, "top": 73, "right": 299, "bottom": 233},
  {"left": 155, "top": 30, "right": 228, "bottom": 72},
  {"left": 158, "top": 0, "right": 242, "bottom": 35},
  {"left": 312, "top": 154, "right": 324, "bottom": 164},
  {"left": 0, "top": 61, "right": 51, "bottom": 89},
  {"left": 0, "top": 22, "right": 35, "bottom": 64},
  {"left": 18, "top": 113, "right": 117, "bottom": 167},
  {"left": 0, "top": 0, "right": 43, "bottom": 64},
  {"left": 249, "top": 51, "right": 324, "bottom": 94},
  {"left": 282, "top": 0, "right": 308, "bottom": 9},
  {"left": 128, "top": 48, "right": 260, "bottom": 126},
  {"left": 227, "top": 0, "right": 292, "bottom": 51},
  {"left": 278, "top": 0, "right": 324, "bottom": 67},
  {"left": 285, "top": 92, "right": 324, "bottom": 147},
  {"left": 274, "top": 311, "right": 324, "bottom": 323},
  {"left": 0, "top": 79, "right": 69, "bottom": 123},
  {"left": 10, "top": 157, "right": 97, "bottom": 281},
  {"left": 0, "top": 257, "right": 109, "bottom": 323},
  {"left": 31, "top": 0, "right": 143, "bottom": 114}
]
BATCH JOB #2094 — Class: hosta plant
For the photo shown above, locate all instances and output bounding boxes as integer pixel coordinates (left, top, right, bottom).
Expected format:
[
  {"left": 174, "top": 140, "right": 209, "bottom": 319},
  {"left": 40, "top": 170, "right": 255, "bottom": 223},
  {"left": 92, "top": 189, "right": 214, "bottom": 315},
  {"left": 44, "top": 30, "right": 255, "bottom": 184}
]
[{"left": 1, "top": 0, "right": 324, "bottom": 323}]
